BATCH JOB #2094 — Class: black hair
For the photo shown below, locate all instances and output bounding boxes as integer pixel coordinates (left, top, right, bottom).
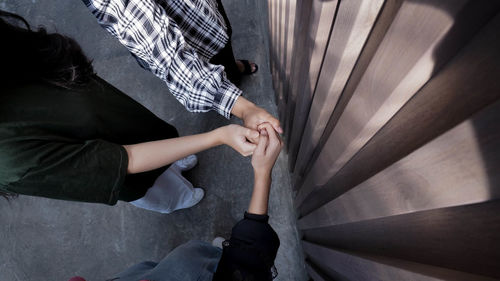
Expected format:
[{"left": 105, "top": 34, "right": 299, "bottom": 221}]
[
  {"left": 0, "top": 9, "right": 94, "bottom": 89},
  {"left": 0, "top": 10, "right": 95, "bottom": 200},
  {"left": 0, "top": 191, "right": 17, "bottom": 201}
]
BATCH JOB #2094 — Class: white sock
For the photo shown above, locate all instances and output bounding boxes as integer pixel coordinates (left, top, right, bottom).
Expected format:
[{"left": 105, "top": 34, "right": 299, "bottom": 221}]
[{"left": 129, "top": 165, "right": 198, "bottom": 214}]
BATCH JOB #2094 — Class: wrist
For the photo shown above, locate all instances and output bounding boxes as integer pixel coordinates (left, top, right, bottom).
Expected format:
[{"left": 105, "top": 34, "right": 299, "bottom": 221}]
[
  {"left": 254, "top": 169, "right": 272, "bottom": 182},
  {"left": 210, "top": 127, "right": 225, "bottom": 146},
  {"left": 232, "top": 96, "right": 255, "bottom": 119}
]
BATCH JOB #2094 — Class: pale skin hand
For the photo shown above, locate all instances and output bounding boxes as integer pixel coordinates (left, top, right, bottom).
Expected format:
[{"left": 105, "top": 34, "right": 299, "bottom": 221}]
[
  {"left": 123, "top": 124, "right": 258, "bottom": 174},
  {"left": 231, "top": 96, "right": 283, "bottom": 143},
  {"left": 248, "top": 123, "right": 283, "bottom": 215}
]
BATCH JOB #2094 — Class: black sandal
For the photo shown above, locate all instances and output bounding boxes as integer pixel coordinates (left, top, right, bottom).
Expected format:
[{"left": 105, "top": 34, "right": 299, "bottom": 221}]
[{"left": 239, "top": 59, "right": 258, "bottom": 75}]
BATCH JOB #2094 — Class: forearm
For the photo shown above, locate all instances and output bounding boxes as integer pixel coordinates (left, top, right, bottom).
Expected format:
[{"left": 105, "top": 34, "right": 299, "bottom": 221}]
[
  {"left": 248, "top": 172, "right": 271, "bottom": 215},
  {"left": 231, "top": 96, "right": 256, "bottom": 119},
  {"left": 123, "top": 130, "right": 222, "bottom": 174},
  {"left": 232, "top": 97, "right": 283, "bottom": 134}
]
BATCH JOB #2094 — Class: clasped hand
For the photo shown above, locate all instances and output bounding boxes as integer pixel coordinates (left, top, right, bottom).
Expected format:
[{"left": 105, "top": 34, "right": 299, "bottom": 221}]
[
  {"left": 216, "top": 121, "right": 283, "bottom": 159},
  {"left": 218, "top": 96, "right": 282, "bottom": 157}
]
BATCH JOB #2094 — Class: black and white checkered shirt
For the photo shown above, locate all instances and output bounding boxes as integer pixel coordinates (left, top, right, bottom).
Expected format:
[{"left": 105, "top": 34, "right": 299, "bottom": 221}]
[{"left": 82, "top": 0, "right": 242, "bottom": 118}]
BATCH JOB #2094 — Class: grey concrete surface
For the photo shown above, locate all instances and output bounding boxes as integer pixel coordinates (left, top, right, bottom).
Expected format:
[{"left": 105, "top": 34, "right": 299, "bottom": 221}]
[{"left": 0, "top": 0, "right": 309, "bottom": 280}]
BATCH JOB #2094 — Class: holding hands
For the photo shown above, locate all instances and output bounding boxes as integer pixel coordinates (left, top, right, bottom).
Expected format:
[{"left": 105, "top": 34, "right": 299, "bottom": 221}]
[
  {"left": 231, "top": 96, "right": 282, "bottom": 144},
  {"left": 218, "top": 95, "right": 283, "bottom": 157},
  {"left": 217, "top": 122, "right": 282, "bottom": 159},
  {"left": 215, "top": 124, "right": 259, "bottom": 156},
  {"left": 251, "top": 123, "right": 283, "bottom": 176},
  {"left": 124, "top": 122, "right": 279, "bottom": 174},
  {"left": 247, "top": 123, "right": 283, "bottom": 215}
]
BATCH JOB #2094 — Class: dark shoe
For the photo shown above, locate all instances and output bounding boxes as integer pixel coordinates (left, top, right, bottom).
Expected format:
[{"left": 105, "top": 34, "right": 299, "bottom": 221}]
[{"left": 238, "top": 59, "right": 258, "bottom": 75}]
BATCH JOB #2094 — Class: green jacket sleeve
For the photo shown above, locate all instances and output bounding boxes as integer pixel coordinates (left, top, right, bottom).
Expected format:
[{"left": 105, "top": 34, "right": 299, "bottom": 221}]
[{"left": 0, "top": 138, "right": 128, "bottom": 205}]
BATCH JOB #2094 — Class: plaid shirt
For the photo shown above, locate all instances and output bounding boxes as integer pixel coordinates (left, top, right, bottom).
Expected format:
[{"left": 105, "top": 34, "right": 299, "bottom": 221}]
[{"left": 82, "top": 0, "right": 242, "bottom": 118}]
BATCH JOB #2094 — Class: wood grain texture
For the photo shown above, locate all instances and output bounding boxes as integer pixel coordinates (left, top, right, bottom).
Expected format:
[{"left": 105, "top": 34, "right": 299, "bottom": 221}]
[
  {"left": 282, "top": 0, "right": 312, "bottom": 136},
  {"left": 283, "top": 0, "right": 296, "bottom": 95},
  {"left": 274, "top": 0, "right": 296, "bottom": 123},
  {"left": 298, "top": 0, "right": 469, "bottom": 192},
  {"left": 277, "top": 0, "right": 285, "bottom": 98},
  {"left": 306, "top": 257, "right": 350, "bottom": 281},
  {"left": 270, "top": 0, "right": 278, "bottom": 90},
  {"left": 268, "top": 0, "right": 500, "bottom": 279},
  {"left": 275, "top": 0, "right": 287, "bottom": 117},
  {"left": 302, "top": 241, "right": 499, "bottom": 281},
  {"left": 293, "top": 0, "right": 404, "bottom": 190},
  {"left": 292, "top": 0, "right": 385, "bottom": 175},
  {"left": 286, "top": 0, "right": 339, "bottom": 171},
  {"left": 303, "top": 200, "right": 500, "bottom": 278},
  {"left": 295, "top": 0, "right": 495, "bottom": 208},
  {"left": 305, "top": 262, "right": 330, "bottom": 281},
  {"left": 279, "top": 0, "right": 286, "bottom": 80},
  {"left": 298, "top": 6, "right": 500, "bottom": 216},
  {"left": 299, "top": 98, "right": 500, "bottom": 229},
  {"left": 285, "top": 0, "right": 336, "bottom": 148}
]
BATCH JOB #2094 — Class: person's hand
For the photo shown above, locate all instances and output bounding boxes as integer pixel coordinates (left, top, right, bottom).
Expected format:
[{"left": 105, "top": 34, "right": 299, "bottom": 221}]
[
  {"left": 251, "top": 123, "right": 283, "bottom": 177},
  {"left": 242, "top": 104, "right": 282, "bottom": 138},
  {"left": 215, "top": 124, "right": 259, "bottom": 156},
  {"left": 231, "top": 97, "right": 283, "bottom": 143}
]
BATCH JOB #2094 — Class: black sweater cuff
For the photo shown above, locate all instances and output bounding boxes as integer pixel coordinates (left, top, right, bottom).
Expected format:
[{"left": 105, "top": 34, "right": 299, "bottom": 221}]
[{"left": 244, "top": 211, "right": 269, "bottom": 222}]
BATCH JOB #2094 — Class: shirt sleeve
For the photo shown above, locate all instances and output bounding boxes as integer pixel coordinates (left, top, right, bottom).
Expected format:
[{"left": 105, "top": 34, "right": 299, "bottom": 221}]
[
  {"left": 1, "top": 139, "right": 128, "bottom": 205},
  {"left": 82, "top": 0, "right": 242, "bottom": 118}
]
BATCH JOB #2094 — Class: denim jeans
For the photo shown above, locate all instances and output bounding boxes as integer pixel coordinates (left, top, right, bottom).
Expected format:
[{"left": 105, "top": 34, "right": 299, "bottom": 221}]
[{"left": 111, "top": 241, "right": 222, "bottom": 281}]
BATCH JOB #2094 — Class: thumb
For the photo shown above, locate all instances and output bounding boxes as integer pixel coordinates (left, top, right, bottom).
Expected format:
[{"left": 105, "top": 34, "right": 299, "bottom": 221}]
[
  {"left": 255, "top": 130, "right": 268, "bottom": 155},
  {"left": 245, "top": 128, "right": 259, "bottom": 140}
]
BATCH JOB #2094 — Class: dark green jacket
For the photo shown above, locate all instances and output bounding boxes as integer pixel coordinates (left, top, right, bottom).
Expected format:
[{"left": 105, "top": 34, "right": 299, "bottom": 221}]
[{"left": 0, "top": 76, "right": 177, "bottom": 205}]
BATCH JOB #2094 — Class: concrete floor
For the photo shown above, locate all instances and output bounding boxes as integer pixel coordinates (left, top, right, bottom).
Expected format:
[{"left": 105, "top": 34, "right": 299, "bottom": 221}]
[{"left": 0, "top": 0, "right": 308, "bottom": 280}]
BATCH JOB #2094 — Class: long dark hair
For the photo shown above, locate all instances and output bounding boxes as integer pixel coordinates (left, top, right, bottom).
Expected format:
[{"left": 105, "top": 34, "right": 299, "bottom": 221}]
[
  {"left": 0, "top": 10, "right": 94, "bottom": 89},
  {"left": 0, "top": 10, "right": 95, "bottom": 200}
]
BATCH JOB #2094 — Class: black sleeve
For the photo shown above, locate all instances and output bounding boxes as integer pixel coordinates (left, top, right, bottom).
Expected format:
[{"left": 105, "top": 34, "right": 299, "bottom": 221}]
[
  {"left": 243, "top": 212, "right": 270, "bottom": 222},
  {"left": 213, "top": 212, "right": 280, "bottom": 281}
]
